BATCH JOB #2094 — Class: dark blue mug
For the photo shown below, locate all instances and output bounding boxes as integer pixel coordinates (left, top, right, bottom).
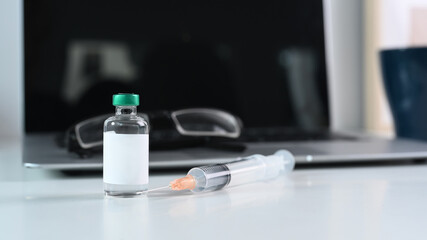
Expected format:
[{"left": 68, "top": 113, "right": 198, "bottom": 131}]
[{"left": 380, "top": 47, "right": 427, "bottom": 141}]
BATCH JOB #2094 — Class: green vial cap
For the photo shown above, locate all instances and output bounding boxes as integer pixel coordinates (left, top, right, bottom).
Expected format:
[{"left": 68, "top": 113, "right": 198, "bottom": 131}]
[{"left": 112, "top": 93, "right": 140, "bottom": 106}]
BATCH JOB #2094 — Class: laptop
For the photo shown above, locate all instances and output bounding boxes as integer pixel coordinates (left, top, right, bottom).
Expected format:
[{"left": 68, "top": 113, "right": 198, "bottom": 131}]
[{"left": 23, "top": 0, "right": 427, "bottom": 170}]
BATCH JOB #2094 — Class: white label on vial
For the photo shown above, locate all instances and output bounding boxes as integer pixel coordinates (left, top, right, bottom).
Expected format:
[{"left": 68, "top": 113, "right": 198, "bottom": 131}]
[{"left": 103, "top": 132, "right": 149, "bottom": 185}]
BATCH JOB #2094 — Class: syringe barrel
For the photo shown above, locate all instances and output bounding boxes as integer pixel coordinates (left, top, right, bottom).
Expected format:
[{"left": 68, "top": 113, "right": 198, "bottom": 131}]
[
  {"left": 188, "top": 150, "right": 295, "bottom": 193},
  {"left": 188, "top": 165, "right": 231, "bottom": 193}
]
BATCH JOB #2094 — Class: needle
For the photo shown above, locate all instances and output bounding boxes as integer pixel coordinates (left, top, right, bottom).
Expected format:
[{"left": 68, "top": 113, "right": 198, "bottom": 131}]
[{"left": 147, "top": 186, "right": 170, "bottom": 193}]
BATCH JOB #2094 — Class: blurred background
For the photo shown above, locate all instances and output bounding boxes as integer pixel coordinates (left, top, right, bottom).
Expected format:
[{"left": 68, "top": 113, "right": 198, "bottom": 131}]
[
  {"left": 1, "top": 0, "right": 427, "bottom": 139},
  {"left": 364, "top": 0, "right": 427, "bottom": 136}
]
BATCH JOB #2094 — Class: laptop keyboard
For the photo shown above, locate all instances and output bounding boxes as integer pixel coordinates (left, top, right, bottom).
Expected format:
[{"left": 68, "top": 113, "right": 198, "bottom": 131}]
[{"left": 240, "top": 127, "right": 356, "bottom": 142}]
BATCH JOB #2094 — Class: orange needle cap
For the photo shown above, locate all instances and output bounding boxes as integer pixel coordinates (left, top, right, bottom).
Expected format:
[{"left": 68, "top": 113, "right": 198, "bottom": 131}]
[{"left": 170, "top": 175, "right": 196, "bottom": 190}]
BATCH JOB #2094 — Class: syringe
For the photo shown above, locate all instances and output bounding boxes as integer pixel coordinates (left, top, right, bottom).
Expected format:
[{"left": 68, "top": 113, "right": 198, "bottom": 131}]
[{"left": 149, "top": 150, "right": 295, "bottom": 193}]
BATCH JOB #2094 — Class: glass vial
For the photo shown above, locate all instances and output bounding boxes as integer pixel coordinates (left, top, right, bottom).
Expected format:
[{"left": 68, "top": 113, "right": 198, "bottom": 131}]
[{"left": 103, "top": 93, "right": 149, "bottom": 197}]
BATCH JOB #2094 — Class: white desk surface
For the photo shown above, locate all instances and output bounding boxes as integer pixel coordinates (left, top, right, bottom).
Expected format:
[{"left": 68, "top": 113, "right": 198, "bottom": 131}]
[{"left": 2, "top": 139, "right": 427, "bottom": 240}]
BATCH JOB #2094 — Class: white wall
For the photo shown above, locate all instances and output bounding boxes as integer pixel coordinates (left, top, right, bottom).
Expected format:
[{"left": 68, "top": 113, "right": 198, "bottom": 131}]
[
  {"left": 363, "top": 0, "right": 394, "bottom": 136},
  {"left": 0, "top": 0, "right": 23, "bottom": 139},
  {"left": 381, "top": 0, "right": 427, "bottom": 48}
]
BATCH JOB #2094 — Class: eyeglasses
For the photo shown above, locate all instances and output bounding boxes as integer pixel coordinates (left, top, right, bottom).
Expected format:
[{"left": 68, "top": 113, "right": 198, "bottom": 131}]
[
  {"left": 171, "top": 108, "right": 241, "bottom": 138},
  {"left": 64, "top": 108, "right": 243, "bottom": 157}
]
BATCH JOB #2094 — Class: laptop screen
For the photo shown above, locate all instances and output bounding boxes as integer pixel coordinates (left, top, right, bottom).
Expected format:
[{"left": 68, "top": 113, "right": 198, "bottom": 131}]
[{"left": 24, "top": 0, "right": 328, "bottom": 133}]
